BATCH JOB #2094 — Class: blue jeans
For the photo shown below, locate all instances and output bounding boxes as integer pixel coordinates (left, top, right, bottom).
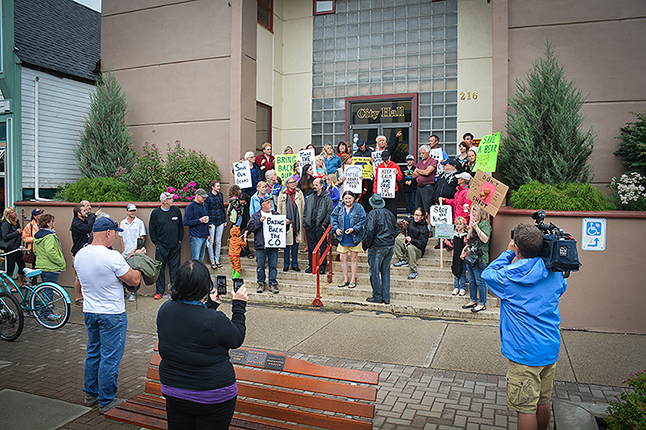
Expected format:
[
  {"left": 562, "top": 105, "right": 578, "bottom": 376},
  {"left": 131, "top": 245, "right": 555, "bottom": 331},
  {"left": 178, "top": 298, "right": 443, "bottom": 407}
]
[
  {"left": 255, "top": 248, "right": 278, "bottom": 285},
  {"left": 207, "top": 223, "right": 225, "bottom": 264},
  {"left": 466, "top": 263, "right": 487, "bottom": 305},
  {"left": 404, "top": 191, "right": 416, "bottom": 215},
  {"left": 190, "top": 236, "right": 208, "bottom": 261},
  {"left": 368, "top": 246, "right": 394, "bottom": 302},
  {"left": 454, "top": 261, "right": 467, "bottom": 290},
  {"left": 40, "top": 271, "right": 59, "bottom": 284},
  {"left": 83, "top": 312, "right": 128, "bottom": 407},
  {"left": 283, "top": 242, "right": 300, "bottom": 269}
]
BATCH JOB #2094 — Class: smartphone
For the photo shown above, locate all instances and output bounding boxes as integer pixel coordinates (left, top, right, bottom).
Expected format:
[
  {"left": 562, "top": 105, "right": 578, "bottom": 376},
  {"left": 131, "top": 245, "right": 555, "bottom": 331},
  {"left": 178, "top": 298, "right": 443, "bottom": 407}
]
[
  {"left": 233, "top": 278, "right": 243, "bottom": 293},
  {"left": 136, "top": 238, "right": 144, "bottom": 249},
  {"left": 216, "top": 275, "right": 227, "bottom": 295}
]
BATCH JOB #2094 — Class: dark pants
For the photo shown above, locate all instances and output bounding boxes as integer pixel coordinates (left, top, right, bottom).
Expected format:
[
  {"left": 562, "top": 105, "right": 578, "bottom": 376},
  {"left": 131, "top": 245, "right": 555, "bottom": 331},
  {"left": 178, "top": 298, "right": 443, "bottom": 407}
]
[
  {"left": 385, "top": 197, "right": 397, "bottom": 219},
  {"left": 283, "top": 242, "right": 299, "bottom": 269},
  {"left": 155, "top": 245, "right": 181, "bottom": 295},
  {"left": 306, "top": 226, "right": 327, "bottom": 271},
  {"left": 404, "top": 191, "right": 416, "bottom": 215},
  {"left": 368, "top": 246, "right": 394, "bottom": 302},
  {"left": 165, "top": 395, "right": 237, "bottom": 430},
  {"left": 415, "top": 183, "right": 435, "bottom": 213},
  {"left": 361, "top": 180, "right": 373, "bottom": 214},
  {"left": 5, "top": 249, "right": 25, "bottom": 279}
]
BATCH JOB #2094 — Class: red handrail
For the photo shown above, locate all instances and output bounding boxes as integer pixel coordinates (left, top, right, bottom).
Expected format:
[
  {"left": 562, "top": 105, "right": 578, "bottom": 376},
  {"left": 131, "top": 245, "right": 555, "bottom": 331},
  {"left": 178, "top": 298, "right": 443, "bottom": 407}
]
[{"left": 311, "top": 224, "right": 333, "bottom": 307}]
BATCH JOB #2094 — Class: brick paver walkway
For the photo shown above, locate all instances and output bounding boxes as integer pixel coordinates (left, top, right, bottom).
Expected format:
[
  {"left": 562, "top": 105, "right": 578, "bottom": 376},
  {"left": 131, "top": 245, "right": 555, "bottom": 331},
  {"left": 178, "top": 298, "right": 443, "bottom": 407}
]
[{"left": 0, "top": 318, "right": 623, "bottom": 429}]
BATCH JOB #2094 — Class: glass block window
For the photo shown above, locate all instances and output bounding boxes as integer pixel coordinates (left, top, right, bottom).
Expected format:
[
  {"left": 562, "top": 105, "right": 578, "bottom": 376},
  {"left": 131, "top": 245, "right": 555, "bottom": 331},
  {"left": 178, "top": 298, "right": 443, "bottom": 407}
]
[{"left": 311, "top": 0, "right": 458, "bottom": 155}]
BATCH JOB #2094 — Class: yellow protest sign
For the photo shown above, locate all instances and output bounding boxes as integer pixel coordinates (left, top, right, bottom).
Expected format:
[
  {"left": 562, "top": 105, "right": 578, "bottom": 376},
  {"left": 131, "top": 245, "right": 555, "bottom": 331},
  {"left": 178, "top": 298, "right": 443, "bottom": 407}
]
[
  {"left": 353, "top": 157, "right": 373, "bottom": 179},
  {"left": 474, "top": 132, "right": 501, "bottom": 173},
  {"left": 275, "top": 154, "right": 298, "bottom": 182}
]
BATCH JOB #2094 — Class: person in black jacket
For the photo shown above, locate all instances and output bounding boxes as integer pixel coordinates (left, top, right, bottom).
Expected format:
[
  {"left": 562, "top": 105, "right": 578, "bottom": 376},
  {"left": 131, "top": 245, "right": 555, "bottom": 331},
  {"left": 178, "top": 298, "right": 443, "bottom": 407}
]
[
  {"left": 363, "top": 194, "right": 398, "bottom": 304},
  {"left": 149, "top": 192, "right": 184, "bottom": 300},
  {"left": 0, "top": 207, "right": 25, "bottom": 287},
  {"left": 157, "top": 260, "right": 247, "bottom": 430},
  {"left": 302, "top": 178, "right": 333, "bottom": 274},
  {"left": 393, "top": 208, "right": 429, "bottom": 279},
  {"left": 431, "top": 159, "right": 459, "bottom": 206},
  {"left": 70, "top": 202, "right": 97, "bottom": 305}
]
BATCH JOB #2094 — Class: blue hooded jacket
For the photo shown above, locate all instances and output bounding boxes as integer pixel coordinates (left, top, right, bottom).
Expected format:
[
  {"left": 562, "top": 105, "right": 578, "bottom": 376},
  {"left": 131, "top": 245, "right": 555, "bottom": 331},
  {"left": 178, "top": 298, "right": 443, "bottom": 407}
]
[{"left": 482, "top": 250, "right": 567, "bottom": 367}]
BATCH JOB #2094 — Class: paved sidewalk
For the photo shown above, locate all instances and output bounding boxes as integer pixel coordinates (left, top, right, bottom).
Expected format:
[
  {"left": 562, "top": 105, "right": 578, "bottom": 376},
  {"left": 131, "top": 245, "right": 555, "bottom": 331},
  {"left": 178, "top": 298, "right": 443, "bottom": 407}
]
[{"left": 0, "top": 297, "right": 639, "bottom": 429}]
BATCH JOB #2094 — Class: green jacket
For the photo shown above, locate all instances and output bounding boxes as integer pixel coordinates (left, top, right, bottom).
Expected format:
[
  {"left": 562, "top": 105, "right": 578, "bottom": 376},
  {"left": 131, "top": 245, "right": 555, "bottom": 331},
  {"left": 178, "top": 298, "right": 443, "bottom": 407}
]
[{"left": 33, "top": 230, "right": 66, "bottom": 273}]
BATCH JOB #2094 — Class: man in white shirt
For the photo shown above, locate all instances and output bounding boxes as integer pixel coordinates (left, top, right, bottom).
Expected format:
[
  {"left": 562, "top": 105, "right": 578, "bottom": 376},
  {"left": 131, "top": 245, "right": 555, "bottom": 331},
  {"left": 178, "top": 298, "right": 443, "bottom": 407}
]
[
  {"left": 75, "top": 217, "right": 144, "bottom": 414},
  {"left": 119, "top": 204, "right": 146, "bottom": 301}
]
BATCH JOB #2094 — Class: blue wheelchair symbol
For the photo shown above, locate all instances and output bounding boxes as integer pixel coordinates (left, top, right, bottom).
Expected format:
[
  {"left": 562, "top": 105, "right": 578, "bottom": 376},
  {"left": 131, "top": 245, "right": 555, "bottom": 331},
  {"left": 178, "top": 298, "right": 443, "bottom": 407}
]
[{"left": 586, "top": 222, "right": 602, "bottom": 236}]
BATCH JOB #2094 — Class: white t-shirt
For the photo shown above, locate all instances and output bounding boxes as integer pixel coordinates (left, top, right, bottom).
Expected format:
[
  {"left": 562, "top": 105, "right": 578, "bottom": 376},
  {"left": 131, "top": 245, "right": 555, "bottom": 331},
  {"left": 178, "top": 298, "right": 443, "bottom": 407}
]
[
  {"left": 119, "top": 216, "right": 146, "bottom": 256},
  {"left": 74, "top": 245, "right": 131, "bottom": 314}
]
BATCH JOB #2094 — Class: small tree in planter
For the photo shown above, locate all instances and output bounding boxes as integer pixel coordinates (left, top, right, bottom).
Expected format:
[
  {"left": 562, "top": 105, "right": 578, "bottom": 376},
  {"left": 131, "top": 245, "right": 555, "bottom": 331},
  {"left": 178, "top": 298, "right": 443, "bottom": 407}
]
[
  {"left": 498, "top": 42, "right": 596, "bottom": 190},
  {"left": 614, "top": 110, "right": 646, "bottom": 178}
]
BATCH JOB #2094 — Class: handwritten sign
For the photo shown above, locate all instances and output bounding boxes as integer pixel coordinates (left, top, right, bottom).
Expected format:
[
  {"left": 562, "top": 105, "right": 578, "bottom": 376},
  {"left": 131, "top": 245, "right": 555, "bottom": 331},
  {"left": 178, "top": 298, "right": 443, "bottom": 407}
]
[
  {"left": 430, "top": 205, "right": 453, "bottom": 226},
  {"left": 275, "top": 154, "right": 298, "bottom": 183},
  {"left": 465, "top": 170, "right": 509, "bottom": 217},
  {"left": 263, "top": 215, "right": 286, "bottom": 248},
  {"left": 429, "top": 148, "right": 445, "bottom": 175},
  {"left": 353, "top": 157, "right": 373, "bottom": 179},
  {"left": 435, "top": 223, "right": 455, "bottom": 239},
  {"left": 474, "top": 132, "right": 501, "bottom": 173},
  {"left": 376, "top": 168, "right": 397, "bottom": 198},
  {"left": 343, "top": 165, "right": 363, "bottom": 194},
  {"left": 298, "top": 149, "right": 315, "bottom": 175},
  {"left": 372, "top": 150, "right": 384, "bottom": 176},
  {"left": 233, "top": 161, "right": 252, "bottom": 188}
]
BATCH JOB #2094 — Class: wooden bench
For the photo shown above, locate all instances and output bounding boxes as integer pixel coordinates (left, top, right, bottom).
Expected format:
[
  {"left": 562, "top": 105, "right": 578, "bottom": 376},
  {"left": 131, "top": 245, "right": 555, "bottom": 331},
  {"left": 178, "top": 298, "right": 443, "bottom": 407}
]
[{"left": 105, "top": 343, "right": 379, "bottom": 430}]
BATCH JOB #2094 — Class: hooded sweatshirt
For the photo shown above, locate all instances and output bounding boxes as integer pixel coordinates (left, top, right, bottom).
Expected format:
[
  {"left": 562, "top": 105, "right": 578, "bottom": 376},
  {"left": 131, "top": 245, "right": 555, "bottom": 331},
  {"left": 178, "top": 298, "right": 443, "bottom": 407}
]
[
  {"left": 34, "top": 229, "right": 66, "bottom": 272},
  {"left": 482, "top": 250, "right": 567, "bottom": 367}
]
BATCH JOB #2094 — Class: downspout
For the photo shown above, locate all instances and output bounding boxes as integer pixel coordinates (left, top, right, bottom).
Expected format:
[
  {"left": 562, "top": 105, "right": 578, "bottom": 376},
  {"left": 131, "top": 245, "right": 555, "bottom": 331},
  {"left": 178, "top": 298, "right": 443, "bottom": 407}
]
[{"left": 34, "top": 75, "right": 39, "bottom": 200}]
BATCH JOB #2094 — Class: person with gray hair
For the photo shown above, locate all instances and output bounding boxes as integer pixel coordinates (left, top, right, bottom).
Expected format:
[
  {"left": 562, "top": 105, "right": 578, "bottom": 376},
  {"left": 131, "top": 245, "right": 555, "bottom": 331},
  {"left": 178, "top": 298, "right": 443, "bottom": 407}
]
[
  {"left": 149, "top": 192, "right": 184, "bottom": 299},
  {"left": 265, "top": 169, "right": 281, "bottom": 198},
  {"left": 239, "top": 151, "right": 262, "bottom": 196},
  {"left": 413, "top": 144, "right": 437, "bottom": 215}
]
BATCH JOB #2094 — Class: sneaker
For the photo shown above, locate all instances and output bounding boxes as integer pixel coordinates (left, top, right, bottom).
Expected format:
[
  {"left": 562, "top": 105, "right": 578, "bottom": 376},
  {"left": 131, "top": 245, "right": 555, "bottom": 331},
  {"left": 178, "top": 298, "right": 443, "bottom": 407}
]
[
  {"left": 154, "top": 293, "right": 163, "bottom": 300},
  {"left": 128, "top": 292, "right": 136, "bottom": 302},
  {"left": 291, "top": 267, "right": 301, "bottom": 272},
  {"left": 394, "top": 260, "right": 409, "bottom": 267},
  {"left": 269, "top": 283, "right": 279, "bottom": 294},
  {"left": 43, "top": 312, "right": 60, "bottom": 321},
  {"left": 305, "top": 267, "right": 312, "bottom": 274},
  {"left": 452, "top": 288, "right": 459, "bottom": 295},
  {"left": 283, "top": 267, "right": 289, "bottom": 272},
  {"left": 408, "top": 272, "right": 418, "bottom": 279},
  {"left": 256, "top": 283, "right": 265, "bottom": 293},
  {"left": 99, "top": 397, "right": 125, "bottom": 414},
  {"left": 84, "top": 394, "right": 98, "bottom": 406},
  {"left": 459, "top": 289, "right": 466, "bottom": 296}
]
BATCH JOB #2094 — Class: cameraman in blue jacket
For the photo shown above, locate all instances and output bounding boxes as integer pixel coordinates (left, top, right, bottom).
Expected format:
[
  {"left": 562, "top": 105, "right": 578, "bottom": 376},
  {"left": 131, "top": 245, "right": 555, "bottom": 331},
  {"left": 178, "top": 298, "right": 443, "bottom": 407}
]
[{"left": 482, "top": 224, "right": 567, "bottom": 430}]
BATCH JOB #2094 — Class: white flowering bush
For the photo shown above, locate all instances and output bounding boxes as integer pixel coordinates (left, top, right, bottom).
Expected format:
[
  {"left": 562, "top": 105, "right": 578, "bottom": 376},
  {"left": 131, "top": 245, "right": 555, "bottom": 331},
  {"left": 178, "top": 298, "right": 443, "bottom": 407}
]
[{"left": 608, "top": 172, "right": 646, "bottom": 211}]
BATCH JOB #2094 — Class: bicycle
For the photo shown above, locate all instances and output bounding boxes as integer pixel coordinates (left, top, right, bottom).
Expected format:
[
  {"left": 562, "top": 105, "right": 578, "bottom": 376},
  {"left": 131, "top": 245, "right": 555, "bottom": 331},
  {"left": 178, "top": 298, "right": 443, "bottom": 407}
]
[
  {"left": 0, "top": 248, "right": 71, "bottom": 330},
  {"left": 0, "top": 290, "right": 23, "bottom": 341}
]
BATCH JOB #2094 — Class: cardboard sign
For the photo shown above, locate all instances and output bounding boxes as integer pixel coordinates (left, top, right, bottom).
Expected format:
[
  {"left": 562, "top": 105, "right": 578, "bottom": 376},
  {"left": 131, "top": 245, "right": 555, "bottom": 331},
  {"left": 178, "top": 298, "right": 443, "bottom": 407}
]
[
  {"left": 376, "top": 168, "right": 397, "bottom": 198},
  {"left": 343, "top": 165, "right": 363, "bottom": 194},
  {"left": 474, "top": 132, "right": 501, "bottom": 172},
  {"left": 429, "top": 147, "right": 445, "bottom": 175},
  {"left": 275, "top": 154, "right": 298, "bottom": 182},
  {"left": 430, "top": 205, "right": 453, "bottom": 226},
  {"left": 435, "top": 223, "right": 455, "bottom": 239},
  {"left": 233, "top": 161, "right": 252, "bottom": 188},
  {"left": 263, "top": 215, "right": 286, "bottom": 248},
  {"left": 298, "top": 149, "right": 315, "bottom": 175},
  {"left": 352, "top": 157, "right": 373, "bottom": 178},
  {"left": 465, "top": 170, "right": 509, "bottom": 217},
  {"left": 371, "top": 150, "right": 384, "bottom": 176}
]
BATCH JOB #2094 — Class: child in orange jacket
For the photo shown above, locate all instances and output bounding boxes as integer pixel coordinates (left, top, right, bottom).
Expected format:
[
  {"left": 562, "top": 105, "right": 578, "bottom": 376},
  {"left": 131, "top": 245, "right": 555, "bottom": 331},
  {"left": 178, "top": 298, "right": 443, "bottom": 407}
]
[{"left": 228, "top": 226, "right": 247, "bottom": 278}]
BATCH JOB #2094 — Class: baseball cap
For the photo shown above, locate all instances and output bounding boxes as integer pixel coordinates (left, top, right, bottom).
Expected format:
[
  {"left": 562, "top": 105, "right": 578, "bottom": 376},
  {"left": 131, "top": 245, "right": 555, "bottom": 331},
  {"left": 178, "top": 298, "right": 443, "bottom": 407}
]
[
  {"left": 160, "top": 192, "right": 174, "bottom": 202},
  {"left": 456, "top": 172, "right": 472, "bottom": 182},
  {"left": 381, "top": 150, "right": 390, "bottom": 160},
  {"left": 195, "top": 188, "right": 209, "bottom": 198},
  {"left": 261, "top": 194, "right": 273, "bottom": 203},
  {"left": 126, "top": 203, "right": 137, "bottom": 211},
  {"left": 406, "top": 154, "right": 415, "bottom": 161},
  {"left": 356, "top": 139, "right": 366, "bottom": 146},
  {"left": 31, "top": 208, "right": 44, "bottom": 216},
  {"left": 441, "top": 159, "right": 457, "bottom": 167},
  {"left": 92, "top": 217, "right": 124, "bottom": 232}
]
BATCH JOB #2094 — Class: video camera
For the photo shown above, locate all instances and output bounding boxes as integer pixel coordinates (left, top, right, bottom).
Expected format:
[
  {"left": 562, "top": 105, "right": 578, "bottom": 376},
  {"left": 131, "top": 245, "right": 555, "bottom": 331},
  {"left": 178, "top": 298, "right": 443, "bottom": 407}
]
[{"left": 512, "top": 210, "right": 581, "bottom": 278}]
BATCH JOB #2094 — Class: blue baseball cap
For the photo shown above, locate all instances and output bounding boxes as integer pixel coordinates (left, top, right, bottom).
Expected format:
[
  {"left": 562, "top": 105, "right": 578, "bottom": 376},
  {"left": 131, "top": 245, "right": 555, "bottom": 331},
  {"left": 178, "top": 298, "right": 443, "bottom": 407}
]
[{"left": 92, "top": 217, "right": 124, "bottom": 232}]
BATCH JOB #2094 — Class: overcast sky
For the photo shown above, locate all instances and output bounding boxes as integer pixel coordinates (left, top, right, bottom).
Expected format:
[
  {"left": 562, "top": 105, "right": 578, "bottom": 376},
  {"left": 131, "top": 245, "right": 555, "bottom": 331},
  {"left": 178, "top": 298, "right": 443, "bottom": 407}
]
[{"left": 73, "top": 0, "right": 101, "bottom": 12}]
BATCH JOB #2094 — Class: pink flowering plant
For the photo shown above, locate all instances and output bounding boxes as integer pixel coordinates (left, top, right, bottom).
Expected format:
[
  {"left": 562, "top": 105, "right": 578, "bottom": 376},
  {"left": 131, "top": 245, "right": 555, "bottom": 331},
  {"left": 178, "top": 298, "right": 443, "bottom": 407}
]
[{"left": 167, "top": 181, "right": 198, "bottom": 202}]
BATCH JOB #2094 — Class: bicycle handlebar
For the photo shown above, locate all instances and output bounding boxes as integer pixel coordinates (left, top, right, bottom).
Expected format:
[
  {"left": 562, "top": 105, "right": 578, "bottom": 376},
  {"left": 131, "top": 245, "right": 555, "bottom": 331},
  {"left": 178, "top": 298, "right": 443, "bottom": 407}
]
[{"left": 0, "top": 247, "right": 25, "bottom": 257}]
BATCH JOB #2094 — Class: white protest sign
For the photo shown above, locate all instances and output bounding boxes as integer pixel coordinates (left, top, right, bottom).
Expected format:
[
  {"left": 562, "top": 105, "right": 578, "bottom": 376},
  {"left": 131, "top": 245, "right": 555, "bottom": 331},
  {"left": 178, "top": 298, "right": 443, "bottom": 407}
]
[
  {"left": 430, "top": 205, "right": 453, "bottom": 226},
  {"left": 376, "top": 168, "right": 397, "bottom": 198},
  {"left": 233, "top": 161, "right": 252, "bottom": 188},
  {"left": 263, "top": 215, "right": 286, "bottom": 248},
  {"left": 429, "top": 147, "right": 445, "bottom": 175},
  {"left": 371, "top": 150, "right": 384, "bottom": 176},
  {"left": 343, "top": 165, "right": 363, "bottom": 194},
  {"left": 298, "top": 149, "right": 315, "bottom": 175}
]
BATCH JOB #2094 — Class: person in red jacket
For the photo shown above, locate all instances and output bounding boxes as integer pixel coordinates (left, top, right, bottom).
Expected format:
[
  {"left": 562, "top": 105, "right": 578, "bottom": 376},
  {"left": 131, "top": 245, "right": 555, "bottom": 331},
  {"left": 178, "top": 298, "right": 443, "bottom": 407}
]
[
  {"left": 440, "top": 172, "right": 473, "bottom": 224},
  {"left": 373, "top": 150, "right": 403, "bottom": 219},
  {"left": 255, "top": 142, "right": 274, "bottom": 175}
]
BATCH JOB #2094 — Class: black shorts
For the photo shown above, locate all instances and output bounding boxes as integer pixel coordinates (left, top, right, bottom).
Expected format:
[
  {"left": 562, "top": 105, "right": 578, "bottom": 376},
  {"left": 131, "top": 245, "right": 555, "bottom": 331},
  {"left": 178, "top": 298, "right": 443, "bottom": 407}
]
[{"left": 415, "top": 184, "right": 435, "bottom": 213}]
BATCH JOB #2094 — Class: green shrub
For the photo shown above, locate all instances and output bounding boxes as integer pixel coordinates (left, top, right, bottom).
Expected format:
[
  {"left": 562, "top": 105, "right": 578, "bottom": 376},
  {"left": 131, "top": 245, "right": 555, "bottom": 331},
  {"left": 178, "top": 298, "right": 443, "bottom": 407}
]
[
  {"left": 607, "top": 172, "right": 646, "bottom": 211},
  {"left": 605, "top": 371, "right": 646, "bottom": 430},
  {"left": 56, "top": 177, "right": 136, "bottom": 203},
  {"left": 615, "top": 111, "right": 646, "bottom": 177},
  {"left": 119, "top": 142, "right": 166, "bottom": 202},
  {"left": 165, "top": 141, "right": 220, "bottom": 192},
  {"left": 510, "top": 181, "right": 612, "bottom": 211}
]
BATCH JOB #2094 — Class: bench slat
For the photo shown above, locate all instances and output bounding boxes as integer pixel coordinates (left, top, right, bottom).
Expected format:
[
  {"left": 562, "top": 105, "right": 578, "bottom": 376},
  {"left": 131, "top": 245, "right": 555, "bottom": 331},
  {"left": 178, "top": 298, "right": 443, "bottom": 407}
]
[
  {"left": 231, "top": 416, "right": 304, "bottom": 430},
  {"left": 104, "top": 407, "right": 167, "bottom": 430}
]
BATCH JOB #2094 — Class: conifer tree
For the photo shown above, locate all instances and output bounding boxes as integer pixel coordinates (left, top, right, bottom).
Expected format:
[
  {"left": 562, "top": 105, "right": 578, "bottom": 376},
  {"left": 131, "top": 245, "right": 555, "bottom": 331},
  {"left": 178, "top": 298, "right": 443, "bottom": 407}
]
[
  {"left": 614, "top": 110, "right": 646, "bottom": 177},
  {"left": 498, "top": 43, "right": 595, "bottom": 190},
  {"left": 76, "top": 70, "right": 136, "bottom": 178}
]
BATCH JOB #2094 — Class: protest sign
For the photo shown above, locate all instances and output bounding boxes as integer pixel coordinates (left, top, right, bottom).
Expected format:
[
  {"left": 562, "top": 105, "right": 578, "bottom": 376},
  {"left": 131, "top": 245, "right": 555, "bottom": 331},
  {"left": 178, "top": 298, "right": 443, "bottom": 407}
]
[
  {"left": 435, "top": 223, "right": 455, "bottom": 239},
  {"left": 376, "top": 168, "right": 397, "bottom": 198},
  {"left": 275, "top": 154, "right": 298, "bottom": 182},
  {"left": 298, "top": 149, "right": 315, "bottom": 175},
  {"left": 343, "top": 165, "right": 363, "bottom": 194},
  {"left": 474, "top": 132, "right": 501, "bottom": 172},
  {"left": 430, "top": 205, "right": 453, "bottom": 226},
  {"left": 429, "top": 147, "right": 445, "bottom": 175},
  {"left": 263, "top": 215, "right": 286, "bottom": 248},
  {"left": 465, "top": 170, "right": 509, "bottom": 217},
  {"left": 233, "top": 161, "right": 252, "bottom": 188},
  {"left": 372, "top": 150, "right": 384, "bottom": 175},
  {"left": 352, "top": 157, "right": 373, "bottom": 178}
]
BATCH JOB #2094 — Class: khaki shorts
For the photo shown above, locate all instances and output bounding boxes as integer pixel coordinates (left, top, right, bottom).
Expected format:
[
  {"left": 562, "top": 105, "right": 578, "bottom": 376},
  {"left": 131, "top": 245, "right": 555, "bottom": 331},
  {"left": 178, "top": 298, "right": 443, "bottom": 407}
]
[
  {"left": 337, "top": 243, "right": 363, "bottom": 254},
  {"left": 506, "top": 360, "right": 556, "bottom": 414}
]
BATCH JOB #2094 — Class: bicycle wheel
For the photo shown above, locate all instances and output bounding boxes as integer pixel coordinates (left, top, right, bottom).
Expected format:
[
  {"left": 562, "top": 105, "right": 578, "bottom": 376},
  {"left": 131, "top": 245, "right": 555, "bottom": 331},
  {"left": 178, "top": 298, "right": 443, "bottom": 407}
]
[
  {"left": 30, "top": 284, "right": 70, "bottom": 329},
  {"left": 0, "top": 291, "right": 24, "bottom": 341}
]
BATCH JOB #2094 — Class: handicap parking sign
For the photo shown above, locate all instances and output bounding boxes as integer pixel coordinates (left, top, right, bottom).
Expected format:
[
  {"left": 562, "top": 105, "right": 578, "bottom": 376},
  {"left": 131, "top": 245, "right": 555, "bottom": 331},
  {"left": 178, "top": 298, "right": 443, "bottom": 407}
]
[{"left": 581, "top": 218, "right": 606, "bottom": 251}]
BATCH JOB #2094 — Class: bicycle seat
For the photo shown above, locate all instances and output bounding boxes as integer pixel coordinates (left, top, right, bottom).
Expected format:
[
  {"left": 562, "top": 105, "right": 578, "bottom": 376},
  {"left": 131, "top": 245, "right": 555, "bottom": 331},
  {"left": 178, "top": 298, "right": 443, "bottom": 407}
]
[{"left": 23, "top": 268, "right": 42, "bottom": 278}]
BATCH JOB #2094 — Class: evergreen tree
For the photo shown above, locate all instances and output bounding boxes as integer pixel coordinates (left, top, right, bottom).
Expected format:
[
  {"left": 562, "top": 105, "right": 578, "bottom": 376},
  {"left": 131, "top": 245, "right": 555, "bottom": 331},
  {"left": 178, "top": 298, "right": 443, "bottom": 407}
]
[
  {"left": 614, "top": 110, "right": 646, "bottom": 177},
  {"left": 498, "top": 43, "right": 595, "bottom": 190},
  {"left": 75, "top": 70, "right": 136, "bottom": 178}
]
